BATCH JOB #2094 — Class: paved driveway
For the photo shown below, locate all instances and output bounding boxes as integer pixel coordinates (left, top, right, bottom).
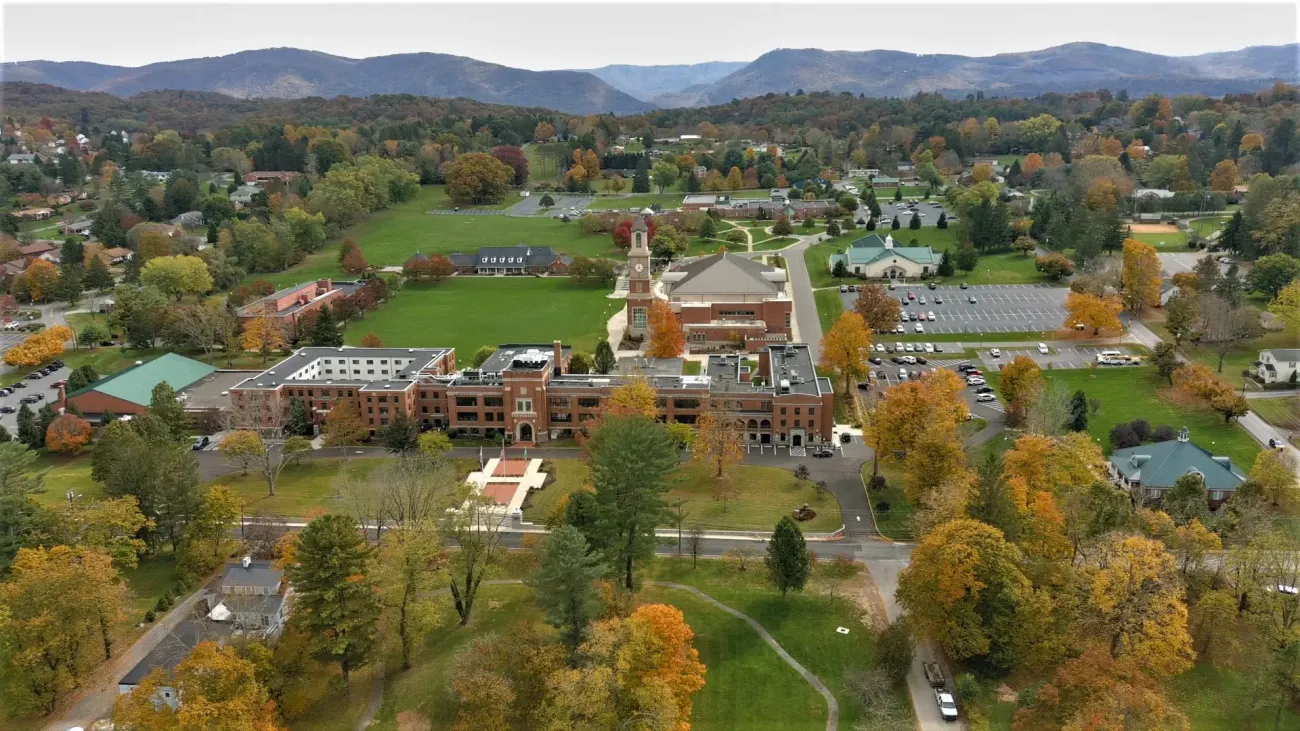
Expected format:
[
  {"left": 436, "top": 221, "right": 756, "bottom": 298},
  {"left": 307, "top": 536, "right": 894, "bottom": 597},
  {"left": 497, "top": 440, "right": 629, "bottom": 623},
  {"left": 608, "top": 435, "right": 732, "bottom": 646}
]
[
  {"left": 976, "top": 344, "right": 1143, "bottom": 370},
  {"left": 844, "top": 284, "right": 1067, "bottom": 334},
  {"left": 505, "top": 194, "right": 593, "bottom": 217}
]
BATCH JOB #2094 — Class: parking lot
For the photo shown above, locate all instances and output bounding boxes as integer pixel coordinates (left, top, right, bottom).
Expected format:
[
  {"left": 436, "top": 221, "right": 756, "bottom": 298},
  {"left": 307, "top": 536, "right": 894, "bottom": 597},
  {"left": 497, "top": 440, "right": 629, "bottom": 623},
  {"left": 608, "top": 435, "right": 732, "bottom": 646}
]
[
  {"left": 506, "top": 193, "right": 593, "bottom": 217},
  {"left": 976, "top": 344, "right": 1143, "bottom": 371},
  {"left": 0, "top": 364, "right": 72, "bottom": 433},
  {"left": 872, "top": 199, "right": 951, "bottom": 227},
  {"left": 840, "top": 283, "right": 1068, "bottom": 334},
  {"left": 863, "top": 360, "right": 1007, "bottom": 413}
]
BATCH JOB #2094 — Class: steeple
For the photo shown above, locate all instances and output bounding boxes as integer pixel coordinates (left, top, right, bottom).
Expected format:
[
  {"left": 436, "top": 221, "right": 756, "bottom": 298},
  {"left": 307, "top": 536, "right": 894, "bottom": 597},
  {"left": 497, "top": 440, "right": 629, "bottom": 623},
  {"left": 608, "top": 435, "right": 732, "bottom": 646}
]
[{"left": 884, "top": 234, "right": 894, "bottom": 249}]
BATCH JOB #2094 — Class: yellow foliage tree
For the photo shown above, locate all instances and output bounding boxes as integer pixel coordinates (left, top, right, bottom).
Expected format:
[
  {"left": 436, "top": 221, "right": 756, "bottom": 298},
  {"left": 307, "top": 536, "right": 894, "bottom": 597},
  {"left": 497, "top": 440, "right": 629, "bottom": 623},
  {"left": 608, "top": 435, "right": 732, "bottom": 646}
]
[
  {"left": 818, "top": 311, "right": 873, "bottom": 395},
  {"left": 1239, "top": 133, "right": 1265, "bottom": 154},
  {"left": 1208, "top": 159, "right": 1239, "bottom": 192},
  {"left": 14, "top": 259, "right": 58, "bottom": 302},
  {"left": 1063, "top": 291, "right": 1123, "bottom": 335},
  {"left": 997, "top": 355, "right": 1044, "bottom": 425},
  {"left": 3, "top": 325, "right": 72, "bottom": 367},
  {"left": 1268, "top": 279, "right": 1300, "bottom": 333},
  {"left": 693, "top": 398, "right": 743, "bottom": 480},
  {"left": 607, "top": 376, "right": 660, "bottom": 420},
  {"left": 113, "top": 640, "right": 284, "bottom": 731},
  {"left": 1086, "top": 534, "right": 1195, "bottom": 677},
  {"left": 1121, "top": 239, "right": 1162, "bottom": 313},
  {"left": 646, "top": 300, "right": 685, "bottom": 358},
  {"left": 242, "top": 313, "right": 288, "bottom": 362}
]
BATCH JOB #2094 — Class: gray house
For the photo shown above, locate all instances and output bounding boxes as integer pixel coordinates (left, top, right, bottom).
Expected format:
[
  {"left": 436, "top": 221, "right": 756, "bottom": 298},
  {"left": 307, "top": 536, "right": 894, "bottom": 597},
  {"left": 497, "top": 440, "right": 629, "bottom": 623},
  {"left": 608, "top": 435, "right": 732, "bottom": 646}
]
[{"left": 207, "top": 558, "right": 291, "bottom": 636}]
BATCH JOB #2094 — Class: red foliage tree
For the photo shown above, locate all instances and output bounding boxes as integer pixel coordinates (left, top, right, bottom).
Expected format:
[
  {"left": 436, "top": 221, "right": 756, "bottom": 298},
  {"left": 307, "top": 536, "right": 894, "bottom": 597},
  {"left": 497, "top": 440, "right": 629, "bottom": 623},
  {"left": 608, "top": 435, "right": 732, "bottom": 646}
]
[
  {"left": 490, "top": 145, "right": 530, "bottom": 186},
  {"left": 611, "top": 217, "right": 657, "bottom": 251},
  {"left": 46, "top": 414, "right": 92, "bottom": 454}
]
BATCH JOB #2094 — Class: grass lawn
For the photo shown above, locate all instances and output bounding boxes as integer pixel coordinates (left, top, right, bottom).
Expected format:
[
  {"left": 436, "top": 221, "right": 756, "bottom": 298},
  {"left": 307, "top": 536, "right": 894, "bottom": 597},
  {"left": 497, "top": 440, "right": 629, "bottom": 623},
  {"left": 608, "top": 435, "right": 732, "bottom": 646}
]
[
  {"left": 368, "top": 557, "right": 881, "bottom": 731},
  {"left": 343, "top": 277, "right": 621, "bottom": 358},
  {"left": 1130, "top": 231, "right": 1191, "bottom": 251},
  {"left": 814, "top": 288, "right": 844, "bottom": 334},
  {"left": 1148, "top": 323, "right": 1294, "bottom": 389},
  {"left": 804, "top": 237, "right": 863, "bottom": 289},
  {"left": 1167, "top": 662, "right": 1300, "bottom": 731},
  {"left": 1250, "top": 395, "right": 1300, "bottom": 432},
  {"left": 1188, "top": 216, "right": 1230, "bottom": 238},
  {"left": 421, "top": 184, "right": 519, "bottom": 211},
  {"left": 685, "top": 239, "right": 747, "bottom": 257},
  {"left": 753, "top": 237, "right": 798, "bottom": 251},
  {"left": 952, "top": 250, "right": 1051, "bottom": 285},
  {"left": 645, "top": 556, "right": 899, "bottom": 729},
  {"left": 522, "top": 459, "right": 843, "bottom": 532},
  {"left": 585, "top": 192, "right": 685, "bottom": 210},
  {"left": 246, "top": 186, "right": 624, "bottom": 288},
  {"left": 1037, "top": 367, "right": 1261, "bottom": 468},
  {"left": 30, "top": 451, "right": 101, "bottom": 507},
  {"left": 863, "top": 462, "right": 914, "bottom": 541}
]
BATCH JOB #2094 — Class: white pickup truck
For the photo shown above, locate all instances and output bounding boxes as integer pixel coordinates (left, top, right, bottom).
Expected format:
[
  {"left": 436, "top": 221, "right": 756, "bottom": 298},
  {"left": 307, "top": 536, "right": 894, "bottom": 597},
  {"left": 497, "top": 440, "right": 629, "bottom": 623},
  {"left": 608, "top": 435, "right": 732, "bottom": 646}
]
[{"left": 934, "top": 689, "right": 959, "bottom": 722}]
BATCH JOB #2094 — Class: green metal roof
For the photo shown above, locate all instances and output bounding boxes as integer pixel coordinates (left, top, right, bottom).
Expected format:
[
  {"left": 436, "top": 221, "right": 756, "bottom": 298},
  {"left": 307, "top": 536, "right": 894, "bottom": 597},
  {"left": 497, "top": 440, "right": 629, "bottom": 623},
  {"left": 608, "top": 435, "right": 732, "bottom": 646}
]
[
  {"left": 1109, "top": 437, "right": 1246, "bottom": 492},
  {"left": 69, "top": 353, "right": 216, "bottom": 407}
]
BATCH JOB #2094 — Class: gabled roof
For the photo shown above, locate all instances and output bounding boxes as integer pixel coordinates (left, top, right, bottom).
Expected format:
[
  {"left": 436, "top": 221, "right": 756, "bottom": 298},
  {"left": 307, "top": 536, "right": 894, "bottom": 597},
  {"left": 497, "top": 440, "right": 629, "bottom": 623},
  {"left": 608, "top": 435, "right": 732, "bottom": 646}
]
[
  {"left": 473, "top": 245, "right": 561, "bottom": 267},
  {"left": 664, "top": 252, "right": 785, "bottom": 296},
  {"left": 221, "top": 560, "right": 283, "bottom": 589},
  {"left": 839, "top": 234, "right": 938, "bottom": 266},
  {"left": 1109, "top": 437, "right": 1246, "bottom": 492},
  {"left": 68, "top": 353, "right": 216, "bottom": 407},
  {"left": 1263, "top": 349, "right": 1300, "bottom": 362}
]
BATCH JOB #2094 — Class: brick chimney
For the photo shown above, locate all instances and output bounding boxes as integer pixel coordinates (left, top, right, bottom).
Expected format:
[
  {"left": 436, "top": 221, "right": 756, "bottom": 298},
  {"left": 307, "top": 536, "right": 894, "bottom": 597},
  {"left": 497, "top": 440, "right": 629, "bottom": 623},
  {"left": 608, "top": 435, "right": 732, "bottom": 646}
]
[{"left": 553, "top": 340, "right": 563, "bottom": 375}]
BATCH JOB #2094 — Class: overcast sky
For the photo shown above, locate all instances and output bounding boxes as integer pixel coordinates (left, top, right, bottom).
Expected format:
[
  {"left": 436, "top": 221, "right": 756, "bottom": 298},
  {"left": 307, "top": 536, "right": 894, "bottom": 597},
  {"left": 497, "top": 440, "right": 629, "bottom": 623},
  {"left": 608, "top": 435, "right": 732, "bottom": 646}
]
[{"left": 4, "top": 2, "right": 1297, "bottom": 69}]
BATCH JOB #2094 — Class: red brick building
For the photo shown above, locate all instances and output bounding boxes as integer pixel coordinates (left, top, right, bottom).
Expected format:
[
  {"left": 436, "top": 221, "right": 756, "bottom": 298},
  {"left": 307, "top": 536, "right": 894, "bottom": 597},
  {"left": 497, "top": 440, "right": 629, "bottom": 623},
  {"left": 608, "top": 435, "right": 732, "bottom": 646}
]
[
  {"left": 235, "top": 279, "right": 360, "bottom": 329},
  {"left": 230, "top": 343, "right": 833, "bottom": 448},
  {"left": 660, "top": 253, "right": 792, "bottom": 352}
]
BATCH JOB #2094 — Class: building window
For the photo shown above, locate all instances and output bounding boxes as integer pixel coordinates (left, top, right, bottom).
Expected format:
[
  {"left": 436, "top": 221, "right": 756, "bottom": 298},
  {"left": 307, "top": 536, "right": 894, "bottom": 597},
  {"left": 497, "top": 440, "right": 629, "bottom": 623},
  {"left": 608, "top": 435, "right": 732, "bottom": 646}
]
[
  {"left": 484, "top": 397, "right": 503, "bottom": 407},
  {"left": 631, "top": 307, "right": 647, "bottom": 329},
  {"left": 456, "top": 396, "right": 478, "bottom": 407},
  {"left": 516, "top": 398, "right": 533, "bottom": 413},
  {"left": 780, "top": 407, "right": 786, "bottom": 415},
  {"left": 673, "top": 398, "right": 700, "bottom": 410},
  {"left": 578, "top": 397, "right": 601, "bottom": 408},
  {"left": 780, "top": 419, "right": 786, "bottom": 427},
  {"left": 785, "top": 312, "right": 791, "bottom": 328},
  {"left": 808, "top": 408, "right": 815, "bottom": 416},
  {"left": 457, "top": 412, "right": 479, "bottom": 422}
]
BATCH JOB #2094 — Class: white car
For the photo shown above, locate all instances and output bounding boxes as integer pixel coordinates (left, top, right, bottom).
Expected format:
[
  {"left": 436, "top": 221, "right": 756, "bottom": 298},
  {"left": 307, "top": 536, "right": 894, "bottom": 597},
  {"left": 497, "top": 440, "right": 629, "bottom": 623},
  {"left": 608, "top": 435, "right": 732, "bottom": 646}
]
[
  {"left": 899, "top": 312, "right": 909, "bottom": 322},
  {"left": 1037, "top": 342, "right": 1050, "bottom": 354},
  {"left": 967, "top": 376, "right": 986, "bottom": 386},
  {"left": 976, "top": 392, "right": 997, "bottom": 402},
  {"left": 924, "top": 343, "right": 935, "bottom": 353},
  {"left": 927, "top": 311, "right": 936, "bottom": 321},
  {"left": 1218, "top": 256, "right": 1233, "bottom": 264},
  {"left": 990, "top": 348, "right": 1001, "bottom": 358},
  {"left": 898, "top": 369, "right": 909, "bottom": 381},
  {"left": 904, "top": 343, "right": 915, "bottom": 352},
  {"left": 894, "top": 325, "right": 905, "bottom": 333},
  {"left": 875, "top": 343, "right": 886, "bottom": 353},
  {"left": 901, "top": 355, "right": 917, "bottom": 365},
  {"left": 915, "top": 323, "right": 925, "bottom": 333},
  {"left": 895, "top": 342, "right": 904, "bottom": 351}
]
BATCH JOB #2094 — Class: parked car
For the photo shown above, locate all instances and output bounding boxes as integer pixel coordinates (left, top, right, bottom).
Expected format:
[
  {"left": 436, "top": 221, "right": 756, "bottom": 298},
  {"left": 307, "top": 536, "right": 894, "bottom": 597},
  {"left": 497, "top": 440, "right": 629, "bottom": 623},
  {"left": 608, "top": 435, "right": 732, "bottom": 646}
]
[
  {"left": 50, "top": 360, "right": 63, "bottom": 368},
  {"left": 956, "top": 363, "right": 973, "bottom": 372},
  {"left": 894, "top": 325, "right": 904, "bottom": 333},
  {"left": 1038, "top": 342, "right": 1050, "bottom": 354},
  {"left": 975, "top": 386, "right": 995, "bottom": 394},
  {"left": 812, "top": 448, "right": 834, "bottom": 458},
  {"left": 840, "top": 432, "right": 852, "bottom": 444},
  {"left": 928, "top": 282, "right": 937, "bottom": 290},
  {"left": 49, "top": 380, "right": 66, "bottom": 389},
  {"left": 990, "top": 348, "right": 1001, "bottom": 358},
  {"left": 26, "top": 372, "right": 43, "bottom": 380},
  {"left": 874, "top": 343, "right": 885, "bottom": 352},
  {"left": 0, "top": 407, "right": 14, "bottom": 414},
  {"left": 934, "top": 345, "right": 945, "bottom": 353},
  {"left": 967, "top": 377, "right": 987, "bottom": 386},
  {"left": 19, "top": 395, "right": 40, "bottom": 404},
  {"left": 924, "top": 343, "right": 935, "bottom": 353},
  {"left": 907, "top": 291, "right": 916, "bottom": 300},
  {"left": 909, "top": 312, "right": 919, "bottom": 321},
  {"left": 901, "top": 355, "right": 917, "bottom": 365},
  {"left": 977, "top": 392, "right": 998, "bottom": 402},
  {"left": 915, "top": 323, "right": 925, "bottom": 333},
  {"left": 916, "top": 356, "right": 928, "bottom": 365},
  {"left": 927, "top": 311, "right": 936, "bottom": 321},
  {"left": 869, "top": 356, "right": 882, "bottom": 365},
  {"left": 11, "top": 382, "right": 25, "bottom": 389},
  {"left": 968, "top": 296, "right": 977, "bottom": 304},
  {"left": 898, "top": 369, "right": 909, "bottom": 381},
  {"left": 935, "top": 689, "right": 959, "bottom": 723},
  {"left": 903, "top": 343, "right": 914, "bottom": 352},
  {"left": 959, "top": 282, "right": 969, "bottom": 289},
  {"left": 839, "top": 285, "right": 849, "bottom": 293},
  {"left": 935, "top": 296, "right": 943, "bottom": 304},
  {"left": 918, "top": 296, "right": 926, "bottom": 305}
]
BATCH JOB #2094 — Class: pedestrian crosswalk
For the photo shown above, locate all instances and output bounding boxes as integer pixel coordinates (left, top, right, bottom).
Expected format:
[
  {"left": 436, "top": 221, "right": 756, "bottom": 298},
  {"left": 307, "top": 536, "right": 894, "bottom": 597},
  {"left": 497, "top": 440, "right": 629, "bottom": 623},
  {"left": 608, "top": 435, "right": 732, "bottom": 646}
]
[
  {"left": 978, "top": 401, "right": 1007, "bottom": 413},
  {"left": 789, "top": 446, "right": 806, "bottom": 457}
]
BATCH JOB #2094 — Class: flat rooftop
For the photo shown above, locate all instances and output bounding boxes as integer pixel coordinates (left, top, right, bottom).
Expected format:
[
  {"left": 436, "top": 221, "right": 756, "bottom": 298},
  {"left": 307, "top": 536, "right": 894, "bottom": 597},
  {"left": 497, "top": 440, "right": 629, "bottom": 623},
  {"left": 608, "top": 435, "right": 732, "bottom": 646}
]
[
  {"left": 181, "top": 370, "right": 264, "bottom": 411},
  {"left": 766, "top": 344, "right": 824, "bottom": 396},
  {"left": 618, "top": 356, "right": 684, "bottom": 378},
  {"left": 479, "top": 343, "right": 571, "bottom": 373},
  {"left": 233, "top": 347, "right": 454, "bottom": 390}
]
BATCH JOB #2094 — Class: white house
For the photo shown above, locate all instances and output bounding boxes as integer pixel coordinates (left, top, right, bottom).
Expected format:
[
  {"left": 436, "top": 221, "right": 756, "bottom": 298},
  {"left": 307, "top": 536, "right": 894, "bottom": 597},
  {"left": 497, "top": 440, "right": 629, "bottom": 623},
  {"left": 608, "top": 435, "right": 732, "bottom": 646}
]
[
  {"left": 1255, "top": 349, "right": 1300, "bottom": 385},
  {"left": 207, "top": 557, "right": 292, "bottom": 636},
  {"left": 828, "top": 233, "right": 939, "bottom": 279}
]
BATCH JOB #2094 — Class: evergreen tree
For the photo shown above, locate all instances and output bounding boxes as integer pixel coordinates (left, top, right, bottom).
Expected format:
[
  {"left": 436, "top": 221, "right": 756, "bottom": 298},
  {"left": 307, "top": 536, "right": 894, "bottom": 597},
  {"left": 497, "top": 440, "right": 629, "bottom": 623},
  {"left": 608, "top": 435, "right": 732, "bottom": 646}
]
[
  {"left": 909, "top": 212, "right": 921, "bottom": 230},
  {"left": 1220, "top": 210, "right": 1248, "bottom": 257},
  {"left": 309, "top": 304, "right": 343, "bottom": 347},
  {"left": 122, "top": 254, "right": 143, "bottom": 285},
  {"left": 589, "top": 416, "right": 679, "bottom": 589},
  {"left": 55, "top": 265, "right": 83, "bottom": 306},
  {"left": 34, "top": 404, "right": 56, "bottom": 450},
  {"left": 148, "top": 382, "right": 190, "bottom": 442},
  {"left": 631, "top": 157, "right": 651, "bottom": 193},
  {"left": 15, "top": 404, "right": 38, "bottom": 449},
  {"left": 699, "top": 216, "right": 716, "bottom": 239},
  {"left": 955, "top": 244, "right": 979, "bottom": 272},
  {"left": 937, "top": 212, "right": 948, "bottom": 229},
  {"left": 527, "top": 524, "right": 604, "bottom": 654},
  {"left": 286, "top": 397, "right": 310, "bottom": 436},
  {"left": 1007, "top": 158, "right": 1023, "bottom": 186},
  {"left": 379, "top": 411, "right": 419, "bottom": 454},
  {"left": 286, "top": 514, "right": 379, "bottom": 692},
  {"left": 1069, "top": 390, "right": 1089, "bottom": 432},
  {"left": 865, "top": 217, "right": 876, "bottom": 231},
  {"left": 684, "top": 169, "right": 701, "bottom": 193},
  {"left": 562, "top": 488, "right": 601, "bottom": 540},
  {"left": 83, "top": 256, "right": 115, "bottom": 293},
  {"left": 937, "top": 250, "right": 955, "bottom": 277},
  {"left": 891, "top": 216, "right": 900, "bottom": 230},
  {"left": 765, "top": 516, "right": 811, "bottom": 598},
  {"left": 893, "top": 187, "right": 903, "bottom": 202},
  {"left": 206, "top": 221, "right": 219, "bottom": 244},
  {"left": 100, "top": 410, "right": 116, "bottom": 427},
  {"left": 0, "top": 425, "right": 12, "bottom": 443},
  {"left": 1216, "top": 263, "right": 1245, "bottom": 306},
  {"left": 593, "top": 340, "right": 616, "bottom": 374}
]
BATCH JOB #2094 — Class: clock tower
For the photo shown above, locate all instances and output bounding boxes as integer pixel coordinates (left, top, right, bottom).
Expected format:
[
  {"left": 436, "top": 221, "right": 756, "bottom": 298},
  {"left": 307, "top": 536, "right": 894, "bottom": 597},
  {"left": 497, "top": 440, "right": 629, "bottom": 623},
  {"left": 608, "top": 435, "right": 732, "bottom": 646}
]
[{"left": 626, "top": 216, "right": 653, "bottom": 338}]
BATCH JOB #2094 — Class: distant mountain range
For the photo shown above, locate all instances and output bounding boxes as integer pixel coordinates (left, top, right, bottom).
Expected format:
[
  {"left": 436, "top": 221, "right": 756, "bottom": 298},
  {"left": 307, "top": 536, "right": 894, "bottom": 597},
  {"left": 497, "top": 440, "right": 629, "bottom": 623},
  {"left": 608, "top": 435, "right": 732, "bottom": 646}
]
[
  {"left": 3, "top": 43, "right": 1296, "bottom": 114},
  {"left": 0, "top": 48, "right": 653, "bottom": 116},
  {"left": 680, "top": 43, "right": 1300, "bottom": 106}
]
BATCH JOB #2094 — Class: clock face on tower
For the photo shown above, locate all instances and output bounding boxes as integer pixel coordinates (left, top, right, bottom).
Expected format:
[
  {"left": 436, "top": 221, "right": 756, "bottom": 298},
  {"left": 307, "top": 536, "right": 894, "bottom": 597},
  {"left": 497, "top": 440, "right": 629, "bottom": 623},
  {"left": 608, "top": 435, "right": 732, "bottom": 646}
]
[{"left": 634, "top": 263, "right": 644, "bottom": 272}]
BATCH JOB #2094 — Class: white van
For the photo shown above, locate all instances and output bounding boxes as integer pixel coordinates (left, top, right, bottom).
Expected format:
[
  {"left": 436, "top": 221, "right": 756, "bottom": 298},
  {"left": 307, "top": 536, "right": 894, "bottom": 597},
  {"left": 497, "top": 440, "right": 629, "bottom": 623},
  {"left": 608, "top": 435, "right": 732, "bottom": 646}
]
[{"left": 1098, "top": 350, "right": 1123, "bottom": 358}]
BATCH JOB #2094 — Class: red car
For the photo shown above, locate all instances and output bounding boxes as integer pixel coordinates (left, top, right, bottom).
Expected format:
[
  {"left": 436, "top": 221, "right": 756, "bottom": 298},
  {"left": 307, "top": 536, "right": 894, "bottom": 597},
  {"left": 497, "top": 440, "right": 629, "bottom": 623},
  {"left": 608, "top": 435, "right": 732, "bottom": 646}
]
[
  {"left": 49, "top": 380, "right": 67, "bottom": 389},
  {"left": 907, "top": 292, "right": 916, "bottom": 300}
]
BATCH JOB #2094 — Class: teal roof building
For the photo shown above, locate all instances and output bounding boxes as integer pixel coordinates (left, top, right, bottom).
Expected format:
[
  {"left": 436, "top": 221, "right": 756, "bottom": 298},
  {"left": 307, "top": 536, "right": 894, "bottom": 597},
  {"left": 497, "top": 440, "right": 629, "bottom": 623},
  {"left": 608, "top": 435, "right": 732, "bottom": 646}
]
[
  {"left": 828, "top": 233, "right": 939, "bottom": 279},
  {"left": 66, "top": 352, "right": 216, "bottom": 416},
  {"left": 1107, "top": 428, "right": 1246, "bottom": 502}
]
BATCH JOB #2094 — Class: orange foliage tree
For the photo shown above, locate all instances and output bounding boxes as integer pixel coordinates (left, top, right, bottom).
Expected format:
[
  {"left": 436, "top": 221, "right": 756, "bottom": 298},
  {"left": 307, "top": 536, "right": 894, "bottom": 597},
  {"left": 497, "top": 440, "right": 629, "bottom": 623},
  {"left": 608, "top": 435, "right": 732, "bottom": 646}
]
[
  {"left": 4, "top": 325, "right": 72, "bottom": 367},
  {"left": 1021, "top": 153, "right": 1044, "bottom": 179},
  {"left": 646, "top": 300, "right": 684, "bottom": 358},
  {"left": 359, "top": 332, "right": 384, "bottom": 348},
  {"left": 14, "top": 259, "right": 58, "bottom": 302},
  {"left": 818, "top": 311, "right": 873, "bottom": 395},
  {"left": 46, "top": 414, "right": 93, "bottom": 453}
]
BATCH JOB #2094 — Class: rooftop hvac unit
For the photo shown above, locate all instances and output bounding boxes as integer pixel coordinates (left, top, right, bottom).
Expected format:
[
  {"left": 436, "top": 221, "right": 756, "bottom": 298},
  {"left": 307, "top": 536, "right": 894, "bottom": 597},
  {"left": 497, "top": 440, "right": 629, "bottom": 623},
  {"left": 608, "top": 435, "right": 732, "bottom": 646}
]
[{"left": 780, "top": 379, "right": 791, "bottom": 393}]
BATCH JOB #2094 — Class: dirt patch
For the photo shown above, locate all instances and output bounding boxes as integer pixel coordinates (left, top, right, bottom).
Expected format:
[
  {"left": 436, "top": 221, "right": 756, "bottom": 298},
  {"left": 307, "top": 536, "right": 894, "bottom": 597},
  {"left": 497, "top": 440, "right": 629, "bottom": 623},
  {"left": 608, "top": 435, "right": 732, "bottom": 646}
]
[
  {"left": 996, "top": 684, "right": 1018, "bottom": 703},
  {"left": 1129, "top": 223, "right": 1180, "bottom": 233}
]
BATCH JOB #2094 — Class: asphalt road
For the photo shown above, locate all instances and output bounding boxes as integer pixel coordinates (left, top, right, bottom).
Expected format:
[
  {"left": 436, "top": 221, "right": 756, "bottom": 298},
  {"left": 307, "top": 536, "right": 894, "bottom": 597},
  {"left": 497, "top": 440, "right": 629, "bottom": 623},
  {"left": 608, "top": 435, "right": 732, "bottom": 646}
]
[
  {"left": 845, "top": 283, "right": 1068, "bottom": 334},
  {"left": 0, "top": 365, "right": 71, "bottom": 431},
  {"left": 505, "top": 193, "right": 593, "bottom": 217},
  {"left": 779, "top": 233, "right": 827, "bottom": 362}
]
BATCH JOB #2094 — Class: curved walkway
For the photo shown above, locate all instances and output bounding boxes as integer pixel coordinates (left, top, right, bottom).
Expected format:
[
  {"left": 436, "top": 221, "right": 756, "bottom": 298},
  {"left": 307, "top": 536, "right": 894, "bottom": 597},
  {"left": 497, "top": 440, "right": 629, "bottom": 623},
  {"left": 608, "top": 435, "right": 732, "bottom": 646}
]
[{"left": 357, "top": 579, "right": 839, "bottom": 731}]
